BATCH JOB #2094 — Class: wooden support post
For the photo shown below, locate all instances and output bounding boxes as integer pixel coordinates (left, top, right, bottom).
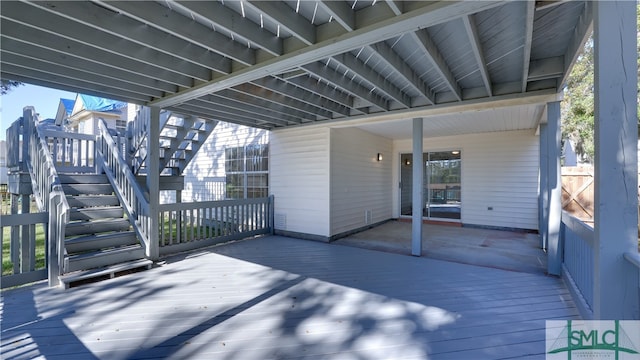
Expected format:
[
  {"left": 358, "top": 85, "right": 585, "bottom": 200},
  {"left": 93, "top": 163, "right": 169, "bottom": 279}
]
[
  {"left": 147, "top": 106, "right": 160, "bottom": 260},
  {"left": 539, "top": 122, "right": 548, "bottom": 250},
  {"left": 10, "top": 194, "right": 19, "bottom": 274},
  {"left": 20, "top": 194, "right": 31, "bottom": 273},
  {"left": 412, "top": 118, "right": 423, "bottom": 256},
  {"left": 176, "top": 190, "right": 182, "bottom": 240},
  {"left": 546, "top": 101, "right": 562, "bottom": 276},
  {"left": 593, "top": 0, "right": 639, "bottom": 320}
]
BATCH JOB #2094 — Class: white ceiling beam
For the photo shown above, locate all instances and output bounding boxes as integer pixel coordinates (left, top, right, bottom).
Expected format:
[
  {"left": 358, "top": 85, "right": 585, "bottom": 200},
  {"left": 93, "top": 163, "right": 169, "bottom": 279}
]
[
  {"left": 1, "top": 65, "right": 151, "bottom": 103},
  {"left": 1, "top": 52, "right": 164, "bottom": 98},
  {"left": 302, "top": 62, "right": 389, "bottom": 111},
  {"left": 25, "top": 1, "right": 235, "bottom": 75},
  {"left": 462, "top": 15, "right": 492, "bottom": 97},
  {"left": 233, "top": 83, "right": 332, "bottom": 119},
  {"left": 251, "top": 77, "right": 352, "bottom": 117},
  {"left": 536, "top": 1, "right": 571, "bottom": 11},
  {"left": 151, "top": 1, "right": 501, "bottom": 108},
  {"left": 412, "top": 29, "right": 462, "bottom": 101},
  {"left": 172, "top": 103, "right": 268, "bottom": 129},
  {"left": 371, "top": 42, "right": 435, "bottom": 104},
  {"left": 0, "top": 19, "right": 193, "bottom": 89},
  {"left": 334, "top": 53, "right": 412, "bottom": 108},
  {"left": 528, "top": 56, "right": 564, "bottom": 82},
  {"left": 216, "top": 88, "right": 313, "bottom": 121},
  {"left": 0, "top": 36, "right": 178, "bottom": 95},
  {"left": 166, "top": 0, "right": 282, "bottom": 57},
  {"left": 318, "top": 1, "right": 430, "bottom": 106},
  {"left": 198, "top": 93, "right": 305, "bottom": 125},
  {"left": 319, "top": 0, "right": 355, "bottom": 31},
  {"left": 281, "top": 75, "right": 357, "bottom": 109},
  {"left": 245, "top": 1, "right": 316, "bottom": 45},
  {"left": 558, "top": 1, "right": 593, "bottom": 91},
  {"left": 521, "top": 1, "right": 535, "bottom": 93},
  {"left": 384, "top": 0, "right": 403, "bottom": 16},
  {"left": 0, "top": 2, "right": 216, "bottom": 81},
  {"left": 187, "top": 98, "right": 294, "bottom": 127}
]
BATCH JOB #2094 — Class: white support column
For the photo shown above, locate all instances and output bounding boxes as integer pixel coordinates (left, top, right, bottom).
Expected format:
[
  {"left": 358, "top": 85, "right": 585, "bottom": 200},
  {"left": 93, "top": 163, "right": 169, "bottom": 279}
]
[
  {"left": 539, "top": 122, "right": 548, "bottom": 250},
  {"left": 546, "top": 101, "right": 562, "bottom": 276},
  {"left": 412, "top": 118, "right": 423, "bottom": 256},
  {"left": 147, "top": 106, "right": 161, "bottom": 260},
  {"left": 593, "top": 0, "right": 639, "bottom": 320}
]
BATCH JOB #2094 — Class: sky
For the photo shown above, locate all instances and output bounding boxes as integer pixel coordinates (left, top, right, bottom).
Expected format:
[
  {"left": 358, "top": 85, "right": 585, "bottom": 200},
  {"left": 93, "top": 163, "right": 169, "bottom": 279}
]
[{"left": 0, "top": 84, "right": 77, "bottom": 141}]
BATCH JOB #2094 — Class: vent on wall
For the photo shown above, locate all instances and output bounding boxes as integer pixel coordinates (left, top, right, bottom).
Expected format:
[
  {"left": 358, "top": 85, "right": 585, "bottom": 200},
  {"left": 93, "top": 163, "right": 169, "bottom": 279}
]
[
  {"left": 275, "top": 213, "right": 287, "bottom": 230},
  {"left": 365, "top": 210, "right": 373, "bottom": 225}
]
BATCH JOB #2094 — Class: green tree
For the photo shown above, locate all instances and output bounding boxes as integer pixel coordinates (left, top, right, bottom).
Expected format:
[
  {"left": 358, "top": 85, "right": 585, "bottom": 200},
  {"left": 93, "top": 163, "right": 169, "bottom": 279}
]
[
  {"left": 561, "top": 37, "right": 594, "bottom": 163},
  {"left": 562, "top": 5, "right": 640, "bottom": 164},
  {"left": 0, "top": 80, "right": 23, "bottom": 95}
]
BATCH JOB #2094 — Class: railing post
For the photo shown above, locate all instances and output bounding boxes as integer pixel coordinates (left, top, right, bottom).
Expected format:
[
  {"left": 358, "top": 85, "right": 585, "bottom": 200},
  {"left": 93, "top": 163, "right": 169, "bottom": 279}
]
[
  {"left": 47, "top": 194, "right": 60, "bottom": 287},
  {"left": 546, "top": 101, "right": 562, "bottom": 276},
  {"left": 147, "top": 106, "right": 161, "bottom": 260},
  {"left": 593, "top": 0, "right": 639, "bottom": 320}
]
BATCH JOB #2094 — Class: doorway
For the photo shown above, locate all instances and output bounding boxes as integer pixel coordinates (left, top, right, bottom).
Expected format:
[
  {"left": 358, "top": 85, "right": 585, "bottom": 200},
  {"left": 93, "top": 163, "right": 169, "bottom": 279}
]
[{"left": 400, "top": 150, "right": 461, "bottom": 220}]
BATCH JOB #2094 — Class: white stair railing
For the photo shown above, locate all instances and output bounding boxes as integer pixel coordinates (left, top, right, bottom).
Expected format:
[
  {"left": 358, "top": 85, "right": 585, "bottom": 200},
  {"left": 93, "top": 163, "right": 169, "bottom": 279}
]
[
  {"left": 21, "top": 107, "right": 70, "bottom": 287},
  {"left": 96, "top": 119, "right": 154, "bottom": 258},
  {"left": 130, "top": 107, "right": 172, "bottom": 175}
]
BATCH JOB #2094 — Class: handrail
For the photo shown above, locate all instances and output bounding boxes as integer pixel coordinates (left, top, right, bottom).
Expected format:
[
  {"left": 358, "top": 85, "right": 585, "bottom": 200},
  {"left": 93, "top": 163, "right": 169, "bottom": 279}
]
[
  {"left": 6, "top": 117, "right": 22, "bottom": 169},
  {"left": 96, "top": 119, "right": 152, "bottom": 257},
  {"left": 624, "top": 251, "right": 640, "bottom": 270},
  {"left": 130, "top": 107, "right": 172, "bottom": 175},
  {"left": 22, "top": 107, "right": 69, "bottom": 287}
]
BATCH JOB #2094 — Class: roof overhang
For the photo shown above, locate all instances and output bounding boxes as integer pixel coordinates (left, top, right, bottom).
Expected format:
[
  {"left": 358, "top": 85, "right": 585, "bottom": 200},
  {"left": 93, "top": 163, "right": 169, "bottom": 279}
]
[{"left": 0, "top": 1, "right": 592, "bottom": 131}]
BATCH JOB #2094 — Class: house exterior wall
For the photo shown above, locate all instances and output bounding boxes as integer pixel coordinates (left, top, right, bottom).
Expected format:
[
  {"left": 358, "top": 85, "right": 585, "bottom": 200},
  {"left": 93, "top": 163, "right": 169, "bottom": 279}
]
[
  {"left": 163, "top": 122, "right": 269, "bottom": 204},
  {"left": 393, "top": 129, "right": 540, "bottom": 230},
  {"left": 330, "top": 128, "right": 393, "bottom": 236},
  {"left": 270, "top": 126, "right": 331, "bottom": 238}
]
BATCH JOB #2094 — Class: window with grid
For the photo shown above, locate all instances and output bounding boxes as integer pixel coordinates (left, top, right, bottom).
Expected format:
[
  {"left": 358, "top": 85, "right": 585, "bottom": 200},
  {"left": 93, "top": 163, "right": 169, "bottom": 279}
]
[{"left": 225, "top": 144, "right": 268, "bottom": 199}]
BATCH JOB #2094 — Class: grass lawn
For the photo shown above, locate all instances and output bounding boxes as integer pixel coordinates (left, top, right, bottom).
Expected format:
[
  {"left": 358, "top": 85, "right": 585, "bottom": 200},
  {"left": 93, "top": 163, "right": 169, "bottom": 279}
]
[{"left": 2, "top": 223, "right": 47, "bottom": 276}]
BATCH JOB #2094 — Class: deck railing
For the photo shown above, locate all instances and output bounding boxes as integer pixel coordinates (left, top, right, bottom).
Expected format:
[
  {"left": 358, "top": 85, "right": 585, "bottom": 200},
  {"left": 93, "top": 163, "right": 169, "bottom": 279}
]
[
  {"left": 39, "top": 129, "right": 97, "bottom": 174},
  {"left": 623, "top": 251, "right": 640, "bottom": 318},
  {"left": 6, "top": 118, "right": 23, "bottom": 169},
  {"left": 96, "top": 119, "right": 152, "bottom": 256},
  {"left": 560, "top": 211, "right": 595, "bottom": 318},
  {"left": 0, "top": 212, "right": 48, "bottom": 289},
  {"left": 21, "top": 108, "right": 70, "bottom": 287},
  {"left": 158, "top": 196, "right": 274, "bottom": 256}
]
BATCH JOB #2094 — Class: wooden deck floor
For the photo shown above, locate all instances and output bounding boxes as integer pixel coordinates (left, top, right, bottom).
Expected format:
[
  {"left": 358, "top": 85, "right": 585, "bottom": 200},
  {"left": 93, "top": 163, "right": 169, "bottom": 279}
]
[{"left": 1, "top": 236, "right": 579, "bottom": 359}]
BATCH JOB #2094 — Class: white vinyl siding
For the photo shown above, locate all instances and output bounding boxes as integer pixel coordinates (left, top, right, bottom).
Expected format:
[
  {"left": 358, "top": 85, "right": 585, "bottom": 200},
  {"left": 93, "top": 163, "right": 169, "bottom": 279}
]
[
  {"left": 270, "top": 127, "right": 330, "bottom": 237},
  {"left": 172, "top": 122, "right": 269, "bottom": 204},
  {"left": 393, "top": 129, "right": 539, "bottom": 230},
  {"left": 330, "top": 128, "right": 393, "bottom": 236}
]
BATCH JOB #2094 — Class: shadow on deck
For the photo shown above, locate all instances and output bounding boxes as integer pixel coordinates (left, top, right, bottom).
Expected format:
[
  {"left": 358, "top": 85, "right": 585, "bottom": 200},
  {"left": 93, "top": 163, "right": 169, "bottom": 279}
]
[{"left": 1, "top": 235, "right": 577, "bottom": 359}]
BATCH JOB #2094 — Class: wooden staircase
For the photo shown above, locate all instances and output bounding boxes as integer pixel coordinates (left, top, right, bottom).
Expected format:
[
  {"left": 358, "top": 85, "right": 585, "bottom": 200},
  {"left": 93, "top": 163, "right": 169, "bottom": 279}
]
[
  {"left": 58, "top": 173, "right": 152, "bottom": 288},
  {"left": 133, "top": 112, "right": 218, "bottom": 176}
]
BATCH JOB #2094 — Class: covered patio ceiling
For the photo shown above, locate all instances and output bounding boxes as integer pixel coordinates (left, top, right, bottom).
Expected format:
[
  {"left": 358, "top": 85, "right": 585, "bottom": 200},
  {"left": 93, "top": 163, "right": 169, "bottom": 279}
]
[{"left": 0, "top": 1, "right": 591, "bottom": 130}]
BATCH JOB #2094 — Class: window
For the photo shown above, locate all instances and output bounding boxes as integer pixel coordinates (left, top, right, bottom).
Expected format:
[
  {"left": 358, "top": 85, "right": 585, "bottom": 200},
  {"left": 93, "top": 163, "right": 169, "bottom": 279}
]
[{"left": 225, "top": 144, "right": 268, "bottom": 199}]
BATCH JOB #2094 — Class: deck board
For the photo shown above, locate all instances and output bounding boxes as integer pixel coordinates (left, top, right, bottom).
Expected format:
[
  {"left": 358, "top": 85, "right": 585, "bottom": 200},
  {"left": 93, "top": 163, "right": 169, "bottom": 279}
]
[{"left": 1, "top": 235, "right": 578, "bottom": 359}]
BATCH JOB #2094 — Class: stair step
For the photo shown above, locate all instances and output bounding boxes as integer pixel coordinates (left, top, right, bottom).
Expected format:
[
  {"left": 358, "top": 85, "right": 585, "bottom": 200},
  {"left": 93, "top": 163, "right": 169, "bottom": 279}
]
[
  {"left": 66, "top": 231, "right": 138, "bottom": 254},
  {"left": 62, "top": 183, "right": 114, "bottom": 195},
  {"left": 59, "top": 174, "right": 108, "bottom": 184},
  {"left": 60, "top": 259, "right": 153, "bottom": 289},
  {"left": 65, "top": 218, "right": 131, "bottom": 236},
  {"left": 69, "top": 206, "right": 124, "bottom": 221},
  {"left": 65, "top": 245, "right": 146, "bottom": 273},
  {"left": 66, "top": 195, "right": 120, "bottom": 208}
]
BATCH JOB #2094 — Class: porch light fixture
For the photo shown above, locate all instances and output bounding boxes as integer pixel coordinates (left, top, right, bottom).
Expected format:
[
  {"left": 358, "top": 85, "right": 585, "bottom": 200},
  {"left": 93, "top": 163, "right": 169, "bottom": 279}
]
[
  {"left": 451, "top": 150, "right": 460, "bottom": 155},
  {"left": 377, "top": 153, "right": 383, "bottom": 161},
  {"left": 405, "top": 159, "right": 411, "bottom": 166}
]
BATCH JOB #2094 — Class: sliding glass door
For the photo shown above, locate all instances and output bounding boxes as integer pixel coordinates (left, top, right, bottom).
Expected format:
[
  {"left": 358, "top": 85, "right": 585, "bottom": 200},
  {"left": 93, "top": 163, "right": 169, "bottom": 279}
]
[{"left": 400, "top": 150, "right": 461, "bottom": 220}]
